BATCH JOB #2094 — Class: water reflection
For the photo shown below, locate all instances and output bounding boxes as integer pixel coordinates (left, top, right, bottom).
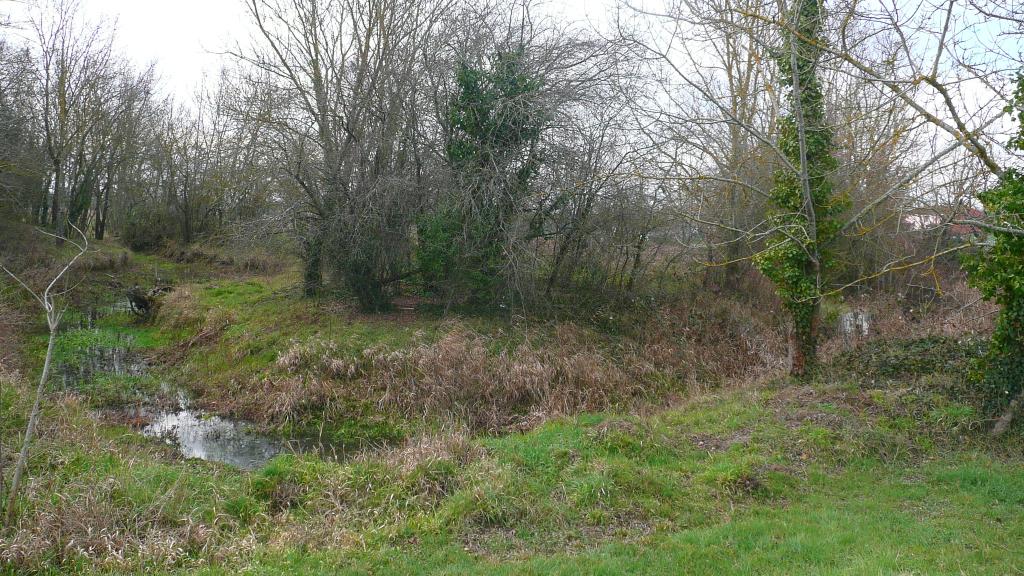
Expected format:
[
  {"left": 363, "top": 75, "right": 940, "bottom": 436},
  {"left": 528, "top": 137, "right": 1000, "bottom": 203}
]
[
  {"left": 142, "top": 409, "right": 284, "bottom": 470},
  {"left": 64, "top": 307, "right": 350, "bottom": 470},
  {"left": 60, "top": 342, "right": 145, "bottom": 388}
]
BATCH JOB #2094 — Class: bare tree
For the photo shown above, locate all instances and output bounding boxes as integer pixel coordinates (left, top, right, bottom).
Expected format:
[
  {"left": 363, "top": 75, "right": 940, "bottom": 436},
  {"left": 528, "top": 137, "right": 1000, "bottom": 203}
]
[
  {"left": 622, "top": 0, "right": 1023, "bottom": 373},
  {"left": 0, "top": 224, "right": 87, "bottom": 527},
  {"left": 0, "top": 39, "right": 46, "bottom": 222},
  {"left": 29, "top": 0, "right": 120, "bottom": 244},
  {"left": 232, "top": 0, "right": 452, "bottom": 307}
]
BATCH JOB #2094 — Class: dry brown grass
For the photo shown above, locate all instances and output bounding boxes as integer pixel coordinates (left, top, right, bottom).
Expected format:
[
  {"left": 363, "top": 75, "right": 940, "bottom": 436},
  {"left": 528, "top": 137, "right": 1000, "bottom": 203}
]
[
  {"left": 74, "top": 248, "right": 132, "bottom": 274},
  {"left": 0, "top": 299, "right": 28, "bottom": 372},
  {"left": 361, "top": 424, "right": 484, "bottom": 474},
  {"left": 0, "top": 393, "right": 257, "bottom": 573},
  {"left": 162, "top": 241, "right": 293, "bottom": 278},
  {"left": 157, "top": 286, "right": 203, "bottom": 327},
  {"left": 263, "top": 324, "right": 654, "bottom": 432},
  {"left": 645, "top": 292, "right": 790, "bottom": 383},
  {"left": 819, "top": 279, "right": 997, "bottom": 360},
  {"left": 2, "top": 483, "right": 216, "bottom": 571},
  {"left": 247, "top": 294, "right": 792, "bottom": 433}
]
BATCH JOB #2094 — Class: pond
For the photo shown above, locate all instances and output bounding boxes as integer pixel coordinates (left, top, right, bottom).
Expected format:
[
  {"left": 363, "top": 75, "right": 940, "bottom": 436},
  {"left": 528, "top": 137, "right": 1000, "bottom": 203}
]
[
  {"left": 130, "top": 400, "right": 304, "bottom": 470},
  {"left": 62, "top": 307, "right": 349, "bottom": 470}
]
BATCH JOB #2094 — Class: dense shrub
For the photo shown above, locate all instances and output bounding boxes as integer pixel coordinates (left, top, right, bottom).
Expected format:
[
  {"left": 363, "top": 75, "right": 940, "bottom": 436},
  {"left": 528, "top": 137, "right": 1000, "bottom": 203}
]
[
  {"left": 121, "top": 207, "right": 178, "bottom": 252},
  {"left": 965, "top": 170, "right": 1024, "bottom": 411},
  {"left": 419, "top": 48, "right": 545, "bottom": 308},
  {"left": 416, "top": 208, "right": 508, "bottom": 306},
  {"left": 834, "top": 336, "right": 986, "bottom": 381}
]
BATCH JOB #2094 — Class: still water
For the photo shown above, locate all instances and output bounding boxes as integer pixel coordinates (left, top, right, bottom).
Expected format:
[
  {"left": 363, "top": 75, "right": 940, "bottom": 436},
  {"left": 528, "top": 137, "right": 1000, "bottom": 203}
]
[{"left": 64, "top": 308, "right": 346, "bottom": 470}]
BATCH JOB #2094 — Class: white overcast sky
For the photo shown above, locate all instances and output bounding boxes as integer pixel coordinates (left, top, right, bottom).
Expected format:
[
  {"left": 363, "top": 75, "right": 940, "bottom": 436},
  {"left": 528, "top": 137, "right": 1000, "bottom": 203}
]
[
  {"left": 66, "top": 0, "right": 1014, "bottom": 104},
  {"left": 4, "top": 0, "right": 611, "bottom": 101},
  {"left": 82, "top": 0, "right": 248, "bottom": 97},
  {"left": 1, "top": 0, "right": 1012, "bottom": 146}
]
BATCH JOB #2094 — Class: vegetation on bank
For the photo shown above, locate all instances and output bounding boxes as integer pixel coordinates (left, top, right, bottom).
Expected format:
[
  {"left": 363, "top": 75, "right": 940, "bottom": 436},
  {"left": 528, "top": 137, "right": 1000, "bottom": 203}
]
[
  {"left": 2, "top": 243, "right": 1022, "bottom": 574},
  {"left": 964, "top": 75, "right": 1024, "bottom": 419},
  {"left": 2, "top": 334, "right": 1023, "bottom": 573}
]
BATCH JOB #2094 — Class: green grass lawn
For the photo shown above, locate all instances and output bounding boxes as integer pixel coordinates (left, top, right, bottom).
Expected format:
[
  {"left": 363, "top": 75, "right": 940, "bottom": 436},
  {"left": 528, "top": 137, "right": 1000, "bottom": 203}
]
[
  {"left": 4, "top": 375, "right": 1021, "bottom": 575},
  {"left": 224, "top": 456, "right": 1023, "bottom": 575}
]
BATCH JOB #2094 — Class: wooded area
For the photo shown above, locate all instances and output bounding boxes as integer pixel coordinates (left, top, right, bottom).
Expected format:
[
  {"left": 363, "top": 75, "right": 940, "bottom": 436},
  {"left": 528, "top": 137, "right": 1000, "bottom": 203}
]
[
  {"left": 2, "top": 0, "right": 1021, "bottom": 370},
  {"left": 1, "top": 0, "right": 1024, "bottom": 572}
]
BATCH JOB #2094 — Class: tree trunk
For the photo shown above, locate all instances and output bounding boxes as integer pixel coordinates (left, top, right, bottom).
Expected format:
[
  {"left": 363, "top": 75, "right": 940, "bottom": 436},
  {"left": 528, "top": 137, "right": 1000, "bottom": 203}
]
[
  {"left": 789, "top": 300, "right": 819, "bottom": 378},
  {"left": 625, "top": 232, "right": 648, "bottom": 294},
  {"left": 95, "top": 181, "right": 110, "bottom": 240},
  {"left": 4, "top": 324, "right": 56, "bottom": 527},
  {"left": 95, "top": 172, "right": 112, "bottom": 240},
  {"left": 181, "top": 203, "right": 193, "bottom": 245},
  {"left": 51, "top": 167, "right": 65, "bottom": 246},
  {"left": 49, "top": 170, "right": 60, "bottom": 229},
  {"left": 545, "top": 233, "right": 575, "bottom": 297},
  {"left": 302, "top": 233, "right": 323, "bottom": 297},
  {"left": 35, "top": 174, "right": 52, "bottom": 226}
]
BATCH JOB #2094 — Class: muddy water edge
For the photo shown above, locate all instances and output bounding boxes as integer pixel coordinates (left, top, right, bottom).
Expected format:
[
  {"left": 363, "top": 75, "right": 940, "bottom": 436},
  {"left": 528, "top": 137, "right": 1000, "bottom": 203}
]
[{"left": 58, "top": 300, "right": 351, "bottom": 470}]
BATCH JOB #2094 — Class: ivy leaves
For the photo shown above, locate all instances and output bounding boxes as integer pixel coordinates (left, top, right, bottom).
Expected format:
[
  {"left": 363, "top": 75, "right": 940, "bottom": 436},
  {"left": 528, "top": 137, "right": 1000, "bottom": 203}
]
[
  {"left": 753, "top": 0, "right": 847, "bottom": 372},
  {"left": 966, "top": 74, "right": 1024, "bottom": 411},
  {"left": 966, "top": 169, "right": 1024, "bottom": 409}
]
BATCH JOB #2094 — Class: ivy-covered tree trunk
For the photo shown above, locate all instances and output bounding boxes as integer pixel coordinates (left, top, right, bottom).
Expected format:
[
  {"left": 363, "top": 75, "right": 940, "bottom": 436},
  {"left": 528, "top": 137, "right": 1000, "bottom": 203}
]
[
  {"left": 967, "top": 74, "right": 1024, "bottom": 432},
  {"left": 753, "top": 0, "right": 846, "bottom": 377},
  {"left": 790, "top": 298, "right": 820, "bottom": 376}
]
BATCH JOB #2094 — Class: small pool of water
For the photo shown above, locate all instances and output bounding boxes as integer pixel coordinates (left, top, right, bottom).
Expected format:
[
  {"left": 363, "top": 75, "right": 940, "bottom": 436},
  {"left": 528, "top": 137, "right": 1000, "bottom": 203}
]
[
  {"left": 141, "top": 407, "right": 292, "bottom": 470},
  {"left": 120, "top": 394, "right": 351, "bottom": 470},
  {"left": 60, "top": 340, "right": 145, "bottom": 388},
  {"left": 63, "top": 304, "right": 351, "bottom": 470}
]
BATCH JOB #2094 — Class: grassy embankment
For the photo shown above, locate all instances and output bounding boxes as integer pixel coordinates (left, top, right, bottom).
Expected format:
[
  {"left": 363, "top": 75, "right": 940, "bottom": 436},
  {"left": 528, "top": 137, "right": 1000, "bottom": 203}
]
[{"left": 2, "top": 236, "right": 1023, "bottom": 574}]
